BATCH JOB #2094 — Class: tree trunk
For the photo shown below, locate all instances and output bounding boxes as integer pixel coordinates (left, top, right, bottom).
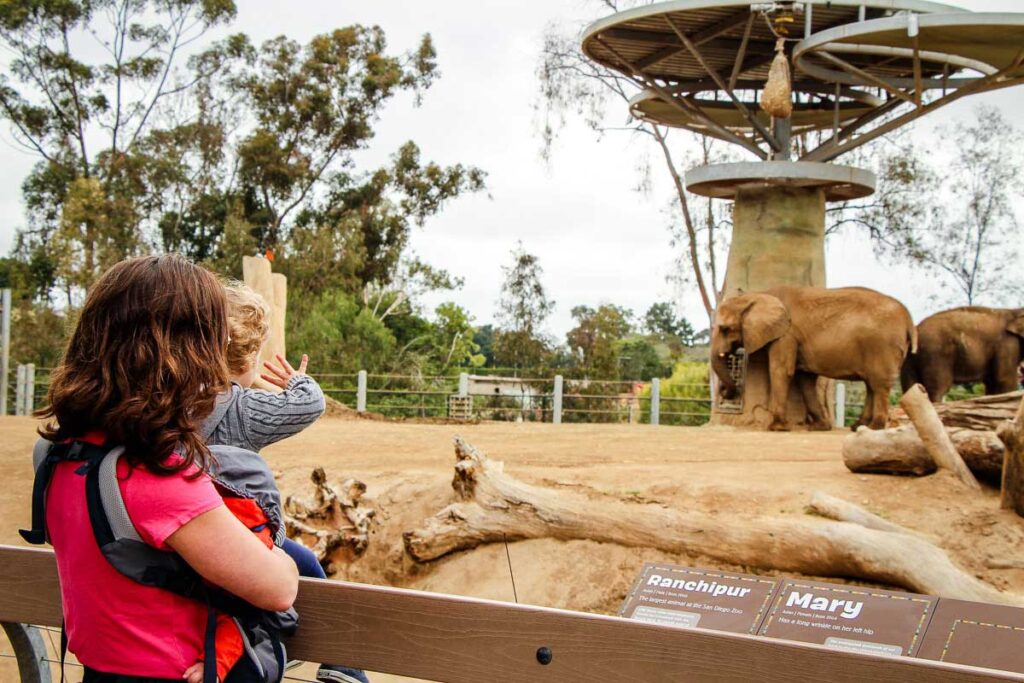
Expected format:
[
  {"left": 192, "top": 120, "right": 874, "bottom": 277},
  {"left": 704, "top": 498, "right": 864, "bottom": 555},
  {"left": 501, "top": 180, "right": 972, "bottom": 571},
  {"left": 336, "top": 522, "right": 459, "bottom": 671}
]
[
  {"left": 899, "top": 385, "right": 981, "bottom": 490},
  {"left": 997, "top": 396, "right": 1024, "bottom": 516},
  {"left": 403, "top": 437, "right": 1019, "bottom": 604},
  {"left": 843, "top": 425, "right": 1004, "bottom": 479},
  {"left": 890, "top": 390, "right": 1023, "bottom": 431}
]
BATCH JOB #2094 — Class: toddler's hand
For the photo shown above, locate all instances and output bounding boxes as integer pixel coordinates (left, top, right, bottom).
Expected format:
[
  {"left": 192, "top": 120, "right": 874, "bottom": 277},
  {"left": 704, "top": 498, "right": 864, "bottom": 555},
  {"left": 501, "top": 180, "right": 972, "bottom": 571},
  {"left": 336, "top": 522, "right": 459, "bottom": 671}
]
[
  {"left": 261, "top": 353, "right": 309, "bottom": 389},
  {"left": 183, "top": 661, "right": 209, "bottom": 683}
]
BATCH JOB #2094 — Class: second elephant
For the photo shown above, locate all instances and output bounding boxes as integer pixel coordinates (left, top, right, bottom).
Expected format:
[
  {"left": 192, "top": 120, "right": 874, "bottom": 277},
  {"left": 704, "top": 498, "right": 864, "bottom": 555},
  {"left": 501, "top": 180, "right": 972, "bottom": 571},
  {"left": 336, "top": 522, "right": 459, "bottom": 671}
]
[
  {"left": 711, "top": 286, "right": 917, "bottom": 431},
  {"left": 901, "top": 306, "right": 1024, "bottom": 401}
]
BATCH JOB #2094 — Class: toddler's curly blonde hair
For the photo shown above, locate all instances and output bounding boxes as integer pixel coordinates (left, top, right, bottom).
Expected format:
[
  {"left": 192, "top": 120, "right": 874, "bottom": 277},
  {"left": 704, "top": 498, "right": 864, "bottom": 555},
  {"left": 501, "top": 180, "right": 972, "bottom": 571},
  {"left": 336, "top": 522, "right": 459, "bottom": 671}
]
[{"left": 225, "top": 282, "right": 271, "bottom": 376}]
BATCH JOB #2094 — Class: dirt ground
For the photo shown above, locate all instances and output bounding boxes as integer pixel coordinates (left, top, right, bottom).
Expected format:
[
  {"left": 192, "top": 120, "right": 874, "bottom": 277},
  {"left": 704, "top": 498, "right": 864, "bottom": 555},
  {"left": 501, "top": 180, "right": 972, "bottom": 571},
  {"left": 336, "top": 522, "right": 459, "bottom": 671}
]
[{"left": 2, "top": 414, "right": 1023, "bottom": 681}]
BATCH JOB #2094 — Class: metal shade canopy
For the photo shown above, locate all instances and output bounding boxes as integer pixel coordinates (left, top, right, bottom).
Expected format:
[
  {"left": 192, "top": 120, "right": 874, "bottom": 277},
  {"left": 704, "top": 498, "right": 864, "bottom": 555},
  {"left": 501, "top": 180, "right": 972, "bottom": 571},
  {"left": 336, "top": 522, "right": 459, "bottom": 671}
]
[
  {"left": 580, "top": 0, "right": 992, "bottom": 159},
  {"left": 795, "top": 13, "right": 1024, "bottom": 161},
  {"left": 629, "top": 84, "right": 881, "bottom": 134}
]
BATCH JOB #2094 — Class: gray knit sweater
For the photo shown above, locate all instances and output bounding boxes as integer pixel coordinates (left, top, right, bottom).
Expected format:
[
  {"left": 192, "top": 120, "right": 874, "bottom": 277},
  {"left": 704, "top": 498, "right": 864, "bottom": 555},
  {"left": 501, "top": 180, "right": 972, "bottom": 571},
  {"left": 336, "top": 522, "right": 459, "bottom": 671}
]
[{"left": 200, "top": 374, "right": 326, "bottom": 453}]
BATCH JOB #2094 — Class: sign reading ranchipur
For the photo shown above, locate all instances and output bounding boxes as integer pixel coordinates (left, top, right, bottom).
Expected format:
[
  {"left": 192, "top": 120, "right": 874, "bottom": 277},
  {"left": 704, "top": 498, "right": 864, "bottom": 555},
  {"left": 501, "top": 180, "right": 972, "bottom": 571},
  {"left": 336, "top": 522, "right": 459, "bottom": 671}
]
[{"left": 621, "top": 563, "right": 1024, "bottom": 674}]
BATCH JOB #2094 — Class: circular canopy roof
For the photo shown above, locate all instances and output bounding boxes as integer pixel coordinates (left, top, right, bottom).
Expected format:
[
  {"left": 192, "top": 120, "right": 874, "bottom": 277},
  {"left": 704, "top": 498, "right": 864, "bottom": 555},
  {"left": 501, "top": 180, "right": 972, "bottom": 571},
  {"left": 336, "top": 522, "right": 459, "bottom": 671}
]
[
  {"left": 580, "top": 0, "right": 1024, "bottom": 162},
  {"left": 629, "top": 84, "right": 881, "bottom": 135},
  {"left": 581, "top": 0, "right": 963, "bottom": 87}
]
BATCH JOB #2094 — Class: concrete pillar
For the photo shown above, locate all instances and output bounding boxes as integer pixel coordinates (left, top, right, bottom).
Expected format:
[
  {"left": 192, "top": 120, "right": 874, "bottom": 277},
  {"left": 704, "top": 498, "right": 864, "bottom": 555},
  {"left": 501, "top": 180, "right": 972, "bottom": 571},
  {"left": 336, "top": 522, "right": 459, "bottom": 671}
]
[
  {"left": 650, "top": 377, "right": 661, "bottom": 426},
  {"left": 715, "top": 185, "right": 830, "bottom": 429},
  {"left": 834, "top": 381, "right": 847, "bottom": 429},
  {"left": 357, "top": 370, "right": 367, "bottom": 413},
  {"left": 552, "top": 375, "right": 563, "bottom": 425},
  {"left": 458, "top": 373, "right": 469, "bottom": 397},
  {"left": 23, "top": 363, "right": 34, "bottom": 416},
  {"left": 1, "top": 288, "right": 9, "bottom": 416},
  {"left": 15, "top": 364, "right": 25, "bottom": 417}
]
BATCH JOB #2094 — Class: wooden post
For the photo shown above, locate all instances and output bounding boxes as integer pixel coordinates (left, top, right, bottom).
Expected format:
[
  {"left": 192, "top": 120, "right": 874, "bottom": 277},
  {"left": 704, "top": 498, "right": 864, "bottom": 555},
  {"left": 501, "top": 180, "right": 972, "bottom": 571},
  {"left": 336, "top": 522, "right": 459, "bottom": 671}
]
[
  {"left": 1, "top": 288, "right": 10, "bottom": 416},
  {"left": 650, "top": 377, "right": 661, "bottom": 426},
  {"left": 552, "top": 375, "right": 563, "bottom": 425},
  {"left": 900, "top": 384, "right": 981, "bottom": 490},
  {"left": 834, "top": 382, "right": 846, "bottom": 428},
  {"left": 356, "top": 370, "right": 367, "bottom": 413},
  {"left": 14, "top": 364, "right": 25, "bottom": 417},
  {"left": 998, "top": 396, "right": 1024, "bottom": 514},
  {"left": 458, "top": 373, "right": 469, "bottom": 398}
]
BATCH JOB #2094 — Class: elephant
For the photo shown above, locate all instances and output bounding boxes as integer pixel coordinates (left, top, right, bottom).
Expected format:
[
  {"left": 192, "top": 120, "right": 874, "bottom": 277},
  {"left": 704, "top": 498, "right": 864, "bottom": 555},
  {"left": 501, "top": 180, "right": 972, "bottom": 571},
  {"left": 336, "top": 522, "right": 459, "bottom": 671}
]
[
  {"left": 711, "top": 286, "right": 917, "bottom": 431},
  {"left": 900, "top": 306, "right": 1024, "bottom": 401}
]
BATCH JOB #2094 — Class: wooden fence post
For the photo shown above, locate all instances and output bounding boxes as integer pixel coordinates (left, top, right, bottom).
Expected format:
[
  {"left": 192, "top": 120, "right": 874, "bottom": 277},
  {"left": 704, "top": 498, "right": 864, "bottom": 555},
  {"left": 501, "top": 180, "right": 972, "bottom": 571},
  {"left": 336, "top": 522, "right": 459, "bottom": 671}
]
[
  {"left": 458, "top": 373, "right": 469, "bottom": 398},
  {"left": 552, "top": 375, "right": 563, "bottom": 425},
  {"left": 357, "top": 370, "right": 367, "bottom": 413},
  {"left": 650, "top": 377, "right": 661, "bottom": 426}
]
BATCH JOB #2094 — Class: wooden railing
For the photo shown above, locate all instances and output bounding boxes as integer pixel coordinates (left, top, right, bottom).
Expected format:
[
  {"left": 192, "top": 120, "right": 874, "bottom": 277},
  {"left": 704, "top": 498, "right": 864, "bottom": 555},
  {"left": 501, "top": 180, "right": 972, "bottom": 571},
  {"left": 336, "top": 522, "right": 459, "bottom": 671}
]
[{"left": 0, "top": 545, "right": 1020, "bottom": 682}]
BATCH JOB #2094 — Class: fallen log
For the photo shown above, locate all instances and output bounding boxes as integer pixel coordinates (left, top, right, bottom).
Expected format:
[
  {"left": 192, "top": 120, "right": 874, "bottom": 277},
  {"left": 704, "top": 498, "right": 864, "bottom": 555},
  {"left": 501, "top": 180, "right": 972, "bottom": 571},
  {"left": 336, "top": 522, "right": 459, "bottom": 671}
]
[
  {"left": 807, "top": 491, "right": 923, "bottom": 537},
  {"left": 997, "top": 396, "right": 1024, "bottom": 516},
  {"left": 284, "top": 467, "right": 374, "bottom": 572},
  {"left": 890, "top": 390, "right": 1023, "bottom": 431},
  {"left": 843, "top": 425, "right": 1004, "bottom": 479},
  {"left": 403, "top": 437, "right": 1020, "bottom": 604},
  {"left": 899, "top": 385, "right": 981, "bottom": 490}
]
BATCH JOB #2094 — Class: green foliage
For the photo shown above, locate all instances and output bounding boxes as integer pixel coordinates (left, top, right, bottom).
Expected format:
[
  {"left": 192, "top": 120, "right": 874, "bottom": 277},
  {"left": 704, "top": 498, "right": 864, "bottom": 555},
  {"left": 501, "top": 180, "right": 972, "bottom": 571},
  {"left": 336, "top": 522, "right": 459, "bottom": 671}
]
[
  {"left": 287, "top": 291, "right": 396, "bottom": 374},
  {"left": 1, "top": 3, "right": 485, "bottom": 310},
  {"left": 493, "top": 243, "right": 554, "bottom": 371},
  {"left": 643, "top": 302, "right": 695, "bottom": 346},
  {"left": 617, "top": 337, "right": 671, "bottom": 381},
  {"left": 639, "top": 361, "right": 712, "bottom": 426},
  {"left": 566, "top": 304, "right": 633, "bottom": 378},
  {"left": 428, "top": 303, "right": 485, "bottom": 371}
]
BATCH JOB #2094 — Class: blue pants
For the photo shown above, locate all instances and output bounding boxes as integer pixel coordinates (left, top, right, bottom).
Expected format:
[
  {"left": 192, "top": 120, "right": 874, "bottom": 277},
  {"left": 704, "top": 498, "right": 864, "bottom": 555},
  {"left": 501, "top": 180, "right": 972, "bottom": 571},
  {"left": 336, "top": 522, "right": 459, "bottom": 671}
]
[{"left": 282, "top": 537, "right": 327, "bottom": 579}]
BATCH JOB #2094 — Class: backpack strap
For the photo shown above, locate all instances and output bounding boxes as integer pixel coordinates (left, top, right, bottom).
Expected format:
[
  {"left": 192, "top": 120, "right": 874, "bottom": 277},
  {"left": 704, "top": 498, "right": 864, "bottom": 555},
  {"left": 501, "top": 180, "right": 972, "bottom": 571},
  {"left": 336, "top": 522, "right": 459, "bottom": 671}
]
[{"left": 20, "top": 440, "right": 112, "bottom": 545}]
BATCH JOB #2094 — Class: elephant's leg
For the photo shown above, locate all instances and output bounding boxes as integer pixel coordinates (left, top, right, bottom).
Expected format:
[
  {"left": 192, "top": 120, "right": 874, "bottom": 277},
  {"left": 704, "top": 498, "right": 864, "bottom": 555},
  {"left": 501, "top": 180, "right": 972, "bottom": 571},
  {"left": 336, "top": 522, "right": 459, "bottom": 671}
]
[
  {"left": 766, "top": 339, "right": 797, "bottom": 431},
  {"left": 918, "top": 361, "right": 953, "bottom": 402},
  {"left": 866, "top": 379, "right": 892, "bottom": 430},
  {"left": 853, "top": 384, "right": 875, "bottom": 429},
  {"left": 987, "top": 340, "right": 1021, "bottom": 395},
  {"left": 797, "top": 373, "right": 830, "bottom": 431}
]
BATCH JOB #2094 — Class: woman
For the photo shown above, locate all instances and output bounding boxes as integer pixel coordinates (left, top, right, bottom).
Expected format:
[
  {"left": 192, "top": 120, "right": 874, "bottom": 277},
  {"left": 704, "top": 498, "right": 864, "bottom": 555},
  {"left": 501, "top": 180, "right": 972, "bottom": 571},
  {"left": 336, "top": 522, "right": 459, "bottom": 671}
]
[{"left": 36, "top": 254, "right": 298, "bottom": 682}]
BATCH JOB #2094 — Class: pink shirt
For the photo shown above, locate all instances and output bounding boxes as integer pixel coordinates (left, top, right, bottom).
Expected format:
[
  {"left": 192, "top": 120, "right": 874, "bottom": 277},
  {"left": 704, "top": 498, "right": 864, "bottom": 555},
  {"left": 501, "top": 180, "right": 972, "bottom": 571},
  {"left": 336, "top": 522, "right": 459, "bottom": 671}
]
[{"left": 46, "top": 455, "right": 223, "bottom": 678}]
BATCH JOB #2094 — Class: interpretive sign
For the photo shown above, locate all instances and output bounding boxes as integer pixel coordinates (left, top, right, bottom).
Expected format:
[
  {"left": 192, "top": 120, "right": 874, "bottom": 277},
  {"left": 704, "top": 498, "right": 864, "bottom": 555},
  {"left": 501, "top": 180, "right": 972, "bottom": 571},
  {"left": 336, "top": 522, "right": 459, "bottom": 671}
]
[
  {"left": 759, "top": 580, "right": 934, "bottom": 657},
  {"left": 917, "top": 598, "right": 1024, "bottom": 673},
  {"left": 619, "top": 564, "right": 779, "bottom": 635}
]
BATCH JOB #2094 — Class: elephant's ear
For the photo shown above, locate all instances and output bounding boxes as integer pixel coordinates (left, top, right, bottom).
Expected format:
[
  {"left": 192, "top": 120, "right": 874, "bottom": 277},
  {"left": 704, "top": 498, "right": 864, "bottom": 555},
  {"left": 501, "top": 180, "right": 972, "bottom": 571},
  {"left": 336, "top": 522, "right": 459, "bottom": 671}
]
[
  {"left": 741, "top": 294, "right": 791, "bottom": 354},
  {"left": 1009, "top": 311, "right": 1024, "bottom": 338}
]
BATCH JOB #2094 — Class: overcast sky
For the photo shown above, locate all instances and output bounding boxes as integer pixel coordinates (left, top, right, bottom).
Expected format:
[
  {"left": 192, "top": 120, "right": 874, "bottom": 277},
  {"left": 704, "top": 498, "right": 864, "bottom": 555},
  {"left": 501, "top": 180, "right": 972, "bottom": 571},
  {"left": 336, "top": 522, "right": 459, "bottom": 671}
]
[{"left": 1, "top": 0, "right": 1022, "bottom": 338}]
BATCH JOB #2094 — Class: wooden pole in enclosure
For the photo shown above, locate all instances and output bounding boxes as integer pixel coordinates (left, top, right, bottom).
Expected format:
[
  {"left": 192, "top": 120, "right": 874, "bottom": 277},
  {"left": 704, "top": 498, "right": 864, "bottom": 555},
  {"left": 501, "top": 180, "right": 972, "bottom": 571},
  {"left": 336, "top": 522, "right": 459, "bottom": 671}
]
[
  {"left": 650, "top": 377, "right": 661, "bottom": 426},
  {"left": 900, "top": 384, "right": 981, "bottom": 490},
  {"left": 998, "top": 396, "right": 1024, "bottom": 515},
  {"left": 1, "top": 288, "right": 10, "bottom": 416}
]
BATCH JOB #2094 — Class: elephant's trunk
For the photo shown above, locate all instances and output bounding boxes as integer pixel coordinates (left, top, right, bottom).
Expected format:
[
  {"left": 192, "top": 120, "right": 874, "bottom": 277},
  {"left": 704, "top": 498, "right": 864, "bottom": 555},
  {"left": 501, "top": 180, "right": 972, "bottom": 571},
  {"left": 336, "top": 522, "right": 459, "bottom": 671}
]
[{"left": 711, "top": 351, "right": 737, "bottom": 400}]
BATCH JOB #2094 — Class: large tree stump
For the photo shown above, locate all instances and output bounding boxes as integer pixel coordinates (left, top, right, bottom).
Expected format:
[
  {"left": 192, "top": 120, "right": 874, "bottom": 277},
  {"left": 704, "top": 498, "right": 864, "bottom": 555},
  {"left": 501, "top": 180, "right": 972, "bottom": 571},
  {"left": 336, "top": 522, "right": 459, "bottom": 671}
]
[
  {"left": 843, "top": 425, "right": 1004, "bottom": 479},
  {"left": 899, "top": 385, "right": 981, "bottom": 490},
  {"left": 403, "top": 437, "right": 1020, "bottom": 604},
  {"left": 284, "top": 468, "right": 374, "bottom": 573},
  {"left": 997, "top": 396, "right": 1024, "bottom": 516}
]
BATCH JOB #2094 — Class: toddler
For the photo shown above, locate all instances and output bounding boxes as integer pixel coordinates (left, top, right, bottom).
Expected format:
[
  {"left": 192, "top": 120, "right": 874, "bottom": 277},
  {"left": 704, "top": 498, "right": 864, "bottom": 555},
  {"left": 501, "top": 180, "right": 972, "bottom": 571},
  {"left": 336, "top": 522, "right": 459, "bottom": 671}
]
[{"left": 188, "top": 282, "right": 367, "bottom": 683}]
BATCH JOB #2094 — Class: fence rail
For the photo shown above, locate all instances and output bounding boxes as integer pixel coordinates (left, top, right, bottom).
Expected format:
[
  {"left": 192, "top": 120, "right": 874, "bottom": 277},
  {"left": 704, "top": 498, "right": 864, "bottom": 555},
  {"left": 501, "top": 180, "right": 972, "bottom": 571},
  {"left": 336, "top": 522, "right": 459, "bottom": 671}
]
[
  {"left": 0, "top": 545, "right": 1018, "bottom": 683},
  {"left": 1, "top": 366, "right": 901, "bottom": 428}
]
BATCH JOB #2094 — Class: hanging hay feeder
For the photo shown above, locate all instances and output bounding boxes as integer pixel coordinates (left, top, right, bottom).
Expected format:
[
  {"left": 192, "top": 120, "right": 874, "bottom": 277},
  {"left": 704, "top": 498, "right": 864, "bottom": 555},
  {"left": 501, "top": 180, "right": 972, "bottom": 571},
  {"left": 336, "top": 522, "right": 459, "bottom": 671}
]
[{"left": 761, "top": 39, "right": 793, "bottom": 119}]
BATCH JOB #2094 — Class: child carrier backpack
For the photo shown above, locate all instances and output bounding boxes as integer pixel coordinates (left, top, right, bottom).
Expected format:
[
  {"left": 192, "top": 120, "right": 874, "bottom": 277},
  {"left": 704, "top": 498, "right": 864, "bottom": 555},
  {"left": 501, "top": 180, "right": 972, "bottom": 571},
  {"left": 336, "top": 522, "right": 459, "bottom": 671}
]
[{"left": 20, "top": 439, "right": 298, "bottom": 683}]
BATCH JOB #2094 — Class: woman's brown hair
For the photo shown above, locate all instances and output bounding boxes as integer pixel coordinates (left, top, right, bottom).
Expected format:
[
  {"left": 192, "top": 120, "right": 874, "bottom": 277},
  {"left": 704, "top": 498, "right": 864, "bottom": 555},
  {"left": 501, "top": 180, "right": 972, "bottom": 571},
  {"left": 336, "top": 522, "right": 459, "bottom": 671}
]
[{"left": 39, "top": 254, "right": 230, "bottom": 474}]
